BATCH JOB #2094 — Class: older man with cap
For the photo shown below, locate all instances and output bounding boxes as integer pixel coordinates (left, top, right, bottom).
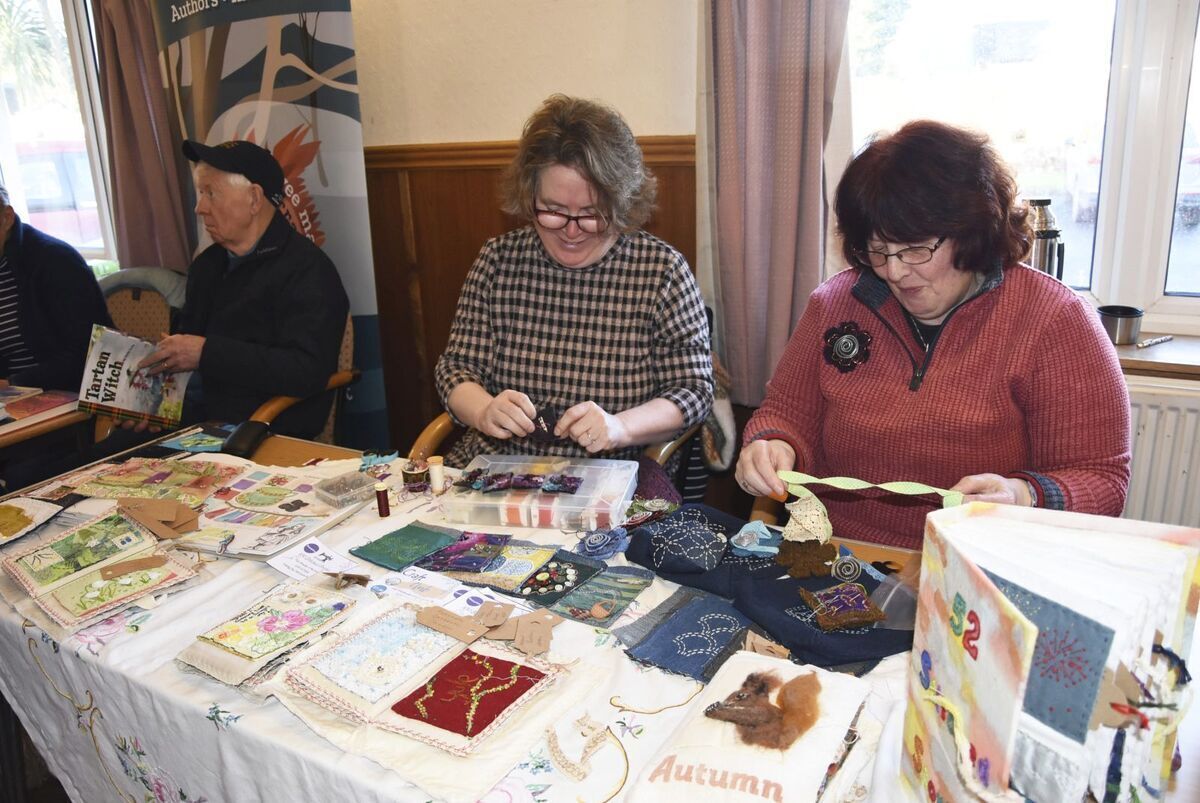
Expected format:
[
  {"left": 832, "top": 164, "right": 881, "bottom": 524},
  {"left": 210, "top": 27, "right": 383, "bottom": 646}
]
[{"left": 140, "top": 139, "right": 348, "bottom": 438}]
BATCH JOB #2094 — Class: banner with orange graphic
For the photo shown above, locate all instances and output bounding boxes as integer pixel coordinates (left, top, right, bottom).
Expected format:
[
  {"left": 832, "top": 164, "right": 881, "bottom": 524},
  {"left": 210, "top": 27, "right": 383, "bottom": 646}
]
[{"left": 150, "top": 0, "right": 386, "bottom": 446}]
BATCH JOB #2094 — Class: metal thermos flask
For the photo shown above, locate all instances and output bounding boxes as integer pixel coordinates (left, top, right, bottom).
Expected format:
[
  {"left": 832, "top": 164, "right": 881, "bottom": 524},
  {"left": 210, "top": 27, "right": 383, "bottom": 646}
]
[{"left": 1027, "top": 198, "right": 1065, "bottom": 280}]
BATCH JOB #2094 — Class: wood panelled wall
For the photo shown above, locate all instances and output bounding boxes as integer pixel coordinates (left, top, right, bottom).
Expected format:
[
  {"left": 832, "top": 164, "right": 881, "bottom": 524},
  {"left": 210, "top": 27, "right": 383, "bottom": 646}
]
[{"left": 364, "top": 136, "right": 697, "bottom": 452}]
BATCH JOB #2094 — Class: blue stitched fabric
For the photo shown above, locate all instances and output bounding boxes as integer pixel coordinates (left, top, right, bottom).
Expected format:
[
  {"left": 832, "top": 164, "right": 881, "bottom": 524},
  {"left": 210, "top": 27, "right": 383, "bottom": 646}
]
[
  {"left": 625, "top": 595, "right": 753, "bottom": 680},
  {"left": 985, "top": 568, "right": 1114, "bottom": 743},
  {"left": 625, "top": 505, "right": 781, "bottom": 597},
  {"left": 625, "top": 504, "right": 735, "bottom": 574},
  {"left": 626, "top": 504, "right": 910, "bottom": 666},
  {"left": 731, "top": 573, "right": 912, "bottom": 667}
]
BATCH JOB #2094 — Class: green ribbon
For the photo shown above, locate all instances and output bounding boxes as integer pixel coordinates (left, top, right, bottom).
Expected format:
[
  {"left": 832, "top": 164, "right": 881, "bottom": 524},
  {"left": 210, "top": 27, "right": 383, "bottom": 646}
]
[
  {"left": 777, "top": 471, "right": 964, "bottom": 542},
  {"left": 778, "top": 471, "right": 965, "bottom": 508}
]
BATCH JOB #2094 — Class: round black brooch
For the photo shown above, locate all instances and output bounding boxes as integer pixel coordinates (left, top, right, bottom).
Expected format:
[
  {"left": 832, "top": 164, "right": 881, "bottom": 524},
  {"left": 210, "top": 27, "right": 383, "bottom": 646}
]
[{"left": 823, "top": 322, "right": 872, "bottom": 373}]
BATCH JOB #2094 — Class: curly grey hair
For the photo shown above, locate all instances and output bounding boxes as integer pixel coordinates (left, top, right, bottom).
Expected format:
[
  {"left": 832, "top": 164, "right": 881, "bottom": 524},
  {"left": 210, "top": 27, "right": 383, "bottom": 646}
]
[{"left": 500, "top": 94, "right": 657, "bottom": 232}]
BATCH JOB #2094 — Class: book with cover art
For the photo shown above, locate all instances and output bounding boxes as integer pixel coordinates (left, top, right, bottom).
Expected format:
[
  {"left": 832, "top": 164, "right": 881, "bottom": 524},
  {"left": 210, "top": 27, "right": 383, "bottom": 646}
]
[
  {"left": 0, "top": 389, "right": 79, "bottom": 437},
  {"left": 77, "top": 325, "right": 189, "bottom": 427},
  {"left": 899, "top": 504, "right": 1200, "bottom": 803},
  {"left": 0, "top": 384, "right": 42, "bottom": 405}
]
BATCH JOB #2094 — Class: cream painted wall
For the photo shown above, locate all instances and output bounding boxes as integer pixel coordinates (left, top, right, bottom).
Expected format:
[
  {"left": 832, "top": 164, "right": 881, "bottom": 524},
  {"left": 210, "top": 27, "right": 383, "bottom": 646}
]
[{"left": 352, "top": 0, "right": 699, "bottom": 146}]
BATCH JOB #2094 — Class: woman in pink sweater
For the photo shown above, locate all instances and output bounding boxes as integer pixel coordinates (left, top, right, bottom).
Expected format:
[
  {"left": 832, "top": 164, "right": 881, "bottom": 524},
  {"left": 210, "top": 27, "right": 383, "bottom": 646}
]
[{"left": 736, "top": 121, "right": 1130, "bottom": 549}]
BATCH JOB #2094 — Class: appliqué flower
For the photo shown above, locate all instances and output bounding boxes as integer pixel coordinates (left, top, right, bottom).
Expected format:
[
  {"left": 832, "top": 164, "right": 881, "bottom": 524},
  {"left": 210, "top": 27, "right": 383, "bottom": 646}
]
[
  {"left": 259, "top": 609, "right": 310, "bottom": 633},
  {"left": 823, "top": 322, "right": 872, "bottom": 373},
  {"left": 574, "top": 527, "right": 630, "bottom": 561}
]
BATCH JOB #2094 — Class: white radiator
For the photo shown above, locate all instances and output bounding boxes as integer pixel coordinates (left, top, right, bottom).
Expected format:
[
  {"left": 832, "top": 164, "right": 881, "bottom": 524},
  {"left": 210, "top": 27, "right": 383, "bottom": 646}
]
[{"left": 1125, "top": 376, "right": 1200, "bottom": 526}]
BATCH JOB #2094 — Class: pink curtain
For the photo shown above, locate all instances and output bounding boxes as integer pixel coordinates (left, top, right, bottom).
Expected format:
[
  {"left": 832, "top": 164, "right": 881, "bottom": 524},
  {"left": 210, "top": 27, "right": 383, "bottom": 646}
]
[
  {"left": 92, "top": 0, "right": 194, "bottom": 271},
  {"left": 710, "top": 0, "right": 848, "bottom": 405}
]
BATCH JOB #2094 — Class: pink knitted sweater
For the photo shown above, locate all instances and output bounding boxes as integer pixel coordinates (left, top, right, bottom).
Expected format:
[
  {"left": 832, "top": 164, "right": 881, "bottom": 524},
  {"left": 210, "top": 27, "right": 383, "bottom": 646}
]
[{"left": 744, "top": 264, "right": 1131, "bottom": 549}]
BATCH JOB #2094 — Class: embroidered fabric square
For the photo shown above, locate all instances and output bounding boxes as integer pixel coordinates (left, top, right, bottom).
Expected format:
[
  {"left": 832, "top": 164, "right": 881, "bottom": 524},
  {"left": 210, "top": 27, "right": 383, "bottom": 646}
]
[
  {"left": 3, "top": 511, "right": 153, "bottom": 597},
  {"left": 0, "top": 497, "right": 60, "bottom": 545},
  {"left": 72, "top": 457, "right": 243, "bottom": 507},
  {"left": 627, "top": 652, "right": 870, "bottom": 803},
  {"left": 732, "top": 574, "right": 912, "bottom": 668},
  {"left": 983, "top": 569, "right": 1115, "bottom": 744},
  {"left": 515, "top": 551, "right": 604, "bottom": 606},
  {"left": 797, "top": 582, "right": 887, "bottom": 631},
  {"left": 178, "top": 583, "right": 356, "bottom": 685},
  {"left": 625, "top": 595, "right": 753, "bottom": 681},
  {"left": 441, "top": 543, "right": 557, "bottom": 591},
  {"left": 47, "top": 560, "right": 185, "bottom": 624},
  {"left": 414, "top": 531, "right": 511, "bottom": 573},
  {"left": 350, "top": 523, "right": 457, "bottom": 571},
  {"left": 391, "top": 649, "right": 547, "bottom": 738},
  {"left": 307, "top": 609, "right": 458, "bottom": 704},
  {"left": 198, "top": 586, "right": 352, "bottom": 660},
  {"left": 627, "top": 505, "right": 729, "bottom": 574},
  {"left": 550, "top": 565, "right": 654, "bottom": 627}
]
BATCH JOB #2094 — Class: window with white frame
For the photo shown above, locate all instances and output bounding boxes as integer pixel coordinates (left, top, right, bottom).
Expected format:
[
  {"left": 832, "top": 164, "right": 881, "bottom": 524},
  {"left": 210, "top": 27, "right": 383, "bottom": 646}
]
[
  {"left": 833, "top": 0, "right": 1200, "bottom": 334},
  {"left": 0, "top": 0, "right": 113, "bottom": 261}
]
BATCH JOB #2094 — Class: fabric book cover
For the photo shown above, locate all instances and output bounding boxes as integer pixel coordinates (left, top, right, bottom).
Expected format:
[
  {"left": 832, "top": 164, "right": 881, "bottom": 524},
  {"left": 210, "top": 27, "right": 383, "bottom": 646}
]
[
  {"left": 899, "top": 504, "right": 1200, "bottom": 803},
  {"left": 1, "top": 509, "right": 195, "bottom": 631},
  {"left": 76, "top": 325, "right": 189, "bottom": 427}
]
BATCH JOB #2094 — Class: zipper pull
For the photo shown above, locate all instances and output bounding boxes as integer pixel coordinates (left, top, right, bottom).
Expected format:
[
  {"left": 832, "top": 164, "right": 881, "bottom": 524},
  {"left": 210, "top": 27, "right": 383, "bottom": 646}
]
[{"left": 909, "top": 368, "right": 924, "bottom": 391}]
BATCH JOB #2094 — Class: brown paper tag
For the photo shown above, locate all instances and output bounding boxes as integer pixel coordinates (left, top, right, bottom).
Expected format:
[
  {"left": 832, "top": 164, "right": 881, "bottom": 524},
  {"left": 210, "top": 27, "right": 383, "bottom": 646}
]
[
  {"left": 416, "top": 606, "right": 485, "bottom": 643},
  {"left": 1089, "top": 666, "right": 1139, "bottom": 730},
  {"left": 515, "top": 616, "right": 553, "bottom": 656},
  {"left": 473, "top": 602, "right": 513, "bottom": 628},
  {"left": 519, "top": 610, "right": 563, "bottom": 628},
  {"left": 119, "top": 498, "right": 199, "bottom": 539},
  {"left": 743, "top": 630, "right": 791, "bottom": 659},
  {"left": 486, "top": 617, "right": 519, "bottom": 641},
  {"left": 100, "top": 554, "right": 169, "bottom": 580}
]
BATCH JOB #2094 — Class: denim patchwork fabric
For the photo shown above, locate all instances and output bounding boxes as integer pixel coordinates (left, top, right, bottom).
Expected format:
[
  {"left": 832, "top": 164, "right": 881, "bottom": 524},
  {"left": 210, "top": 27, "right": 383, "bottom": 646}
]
[
  {"left": 626, "top": 506, "right": 787, "bottom": 601},
  {"left": 625, "top": 595, "right": 753, "bottom": 681},
  {"left": 731, "top": 572, "right": 912, "bottom": 667},
  {"left": 626, "top": 504, "right": 731, "bottom": 574},
  {"left": 611, "top": 586, "right": 710, "bottom": 647}
]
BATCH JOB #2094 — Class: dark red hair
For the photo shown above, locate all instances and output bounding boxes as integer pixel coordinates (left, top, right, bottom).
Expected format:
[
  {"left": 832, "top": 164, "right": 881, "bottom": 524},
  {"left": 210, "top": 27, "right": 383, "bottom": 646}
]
[{"left": 835, "top": 120, "right": 1031, "bottom": 272}]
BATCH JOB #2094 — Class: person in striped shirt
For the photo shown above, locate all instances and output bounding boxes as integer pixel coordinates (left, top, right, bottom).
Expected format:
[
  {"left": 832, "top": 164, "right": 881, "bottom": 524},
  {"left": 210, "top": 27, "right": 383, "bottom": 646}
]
[{"left": 0, "top": 182, "right": 111, "bottom": 392}]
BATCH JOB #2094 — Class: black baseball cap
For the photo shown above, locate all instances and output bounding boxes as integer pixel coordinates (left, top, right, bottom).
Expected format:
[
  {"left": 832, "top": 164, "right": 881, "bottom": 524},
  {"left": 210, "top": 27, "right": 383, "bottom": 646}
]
[{"left": 182, "top": 139, "right": 285, "bottom": 207}]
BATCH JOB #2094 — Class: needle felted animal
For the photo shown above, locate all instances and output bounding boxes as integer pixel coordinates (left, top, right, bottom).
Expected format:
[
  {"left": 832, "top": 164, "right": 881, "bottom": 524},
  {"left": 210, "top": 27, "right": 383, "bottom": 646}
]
[{"left": 703, "top": 670, "right": 821, "bottom": 750}]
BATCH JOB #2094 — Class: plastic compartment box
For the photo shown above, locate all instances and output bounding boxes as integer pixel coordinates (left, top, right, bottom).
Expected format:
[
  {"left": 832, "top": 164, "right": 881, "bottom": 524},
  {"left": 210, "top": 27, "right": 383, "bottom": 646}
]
[
  {"left": 441, "top": 454, "right": 638, "bottom": 530},
  {"left": 314, "top": 470, "right": 376, "bottom": 508}
]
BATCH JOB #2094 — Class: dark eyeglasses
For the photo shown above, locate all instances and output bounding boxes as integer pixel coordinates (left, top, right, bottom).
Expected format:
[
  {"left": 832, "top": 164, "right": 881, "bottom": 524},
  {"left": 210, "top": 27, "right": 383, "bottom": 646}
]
[
  {"left": 855, "top": 236, "right": 947, "bottom": 269},
  {"left": 533, "top": 207, "right": 609, "bottom": 234}
]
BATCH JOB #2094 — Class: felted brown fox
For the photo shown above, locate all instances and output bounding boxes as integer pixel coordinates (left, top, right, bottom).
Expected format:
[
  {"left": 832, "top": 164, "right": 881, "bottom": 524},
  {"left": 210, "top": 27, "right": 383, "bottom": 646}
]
[{"left": 703, "top": 671, "right": 821, "bottom": 749}]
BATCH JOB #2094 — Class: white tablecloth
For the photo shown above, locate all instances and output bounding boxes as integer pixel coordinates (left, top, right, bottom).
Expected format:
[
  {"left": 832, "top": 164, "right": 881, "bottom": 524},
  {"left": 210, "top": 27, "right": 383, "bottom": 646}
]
[{"left": 0, "top": 490, "right": 907, "bottom": 803}]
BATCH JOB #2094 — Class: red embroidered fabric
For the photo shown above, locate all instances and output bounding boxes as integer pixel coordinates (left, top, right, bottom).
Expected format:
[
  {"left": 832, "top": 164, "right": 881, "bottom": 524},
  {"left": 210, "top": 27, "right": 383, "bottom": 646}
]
[{"left": 391, "top": 649, "right": 545, "bottom": 736}]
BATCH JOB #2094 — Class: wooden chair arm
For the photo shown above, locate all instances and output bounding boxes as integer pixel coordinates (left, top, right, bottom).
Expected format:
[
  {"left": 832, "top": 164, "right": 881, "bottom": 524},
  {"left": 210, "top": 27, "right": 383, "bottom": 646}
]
[
  {"left": 408, "top": 412, "right": 457, "bottom": 461},
  {"left": 94, "top": 415, "right": 116, "bottom": 442},
  {"left": 749, "top": 495, "right": 785, "bottom": 525},
  {"left": 249, "top": 369, "right": 360, "bottom": 425},
  {"left": 642, "top": 423, "right": 701, "bottom": 466}
]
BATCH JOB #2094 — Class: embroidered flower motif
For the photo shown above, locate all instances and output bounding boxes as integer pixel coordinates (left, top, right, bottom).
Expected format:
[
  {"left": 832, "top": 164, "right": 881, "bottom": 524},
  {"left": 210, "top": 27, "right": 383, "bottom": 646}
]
[
  {"left": 259, "top": 609, "right": 310, "bottom": 633},
  {"left": 574, "top": 527, "right": 629, "bottom": 561},
  {"left": 823, "top": 322, "right": 872, "bottom": 373}
]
